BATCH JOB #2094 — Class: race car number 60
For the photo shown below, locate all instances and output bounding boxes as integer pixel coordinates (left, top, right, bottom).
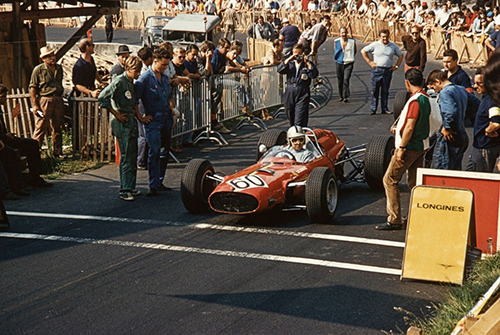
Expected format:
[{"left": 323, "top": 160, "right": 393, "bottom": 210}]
[{"left": 229, "top": 175, "right": 268, "bottom": 190}]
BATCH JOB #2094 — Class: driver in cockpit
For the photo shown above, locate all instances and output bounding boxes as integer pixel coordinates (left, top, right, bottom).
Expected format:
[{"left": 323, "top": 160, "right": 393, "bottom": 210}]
[{"left": 266, "top": 126, "right": 315, "bottom": 163}]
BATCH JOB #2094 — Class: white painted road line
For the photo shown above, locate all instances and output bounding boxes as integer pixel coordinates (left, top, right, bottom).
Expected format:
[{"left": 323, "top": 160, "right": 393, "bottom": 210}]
[
  {"left": 6, "top": 211, "right": 183, "bottom": 226},
  {"left": 0, "top": 232, "right": 402, "bottom": 276},
  {"left": 194, "top": 224, "right": 406, "bottom": 248},
  {"left": 7, "top": 211, "right": 405, "bottom": 248}
]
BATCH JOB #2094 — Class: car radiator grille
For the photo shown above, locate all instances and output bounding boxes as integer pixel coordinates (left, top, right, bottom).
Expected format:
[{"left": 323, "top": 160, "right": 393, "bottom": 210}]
[{"left": 210, "top": 192, "right": 259, "bottom": 213}]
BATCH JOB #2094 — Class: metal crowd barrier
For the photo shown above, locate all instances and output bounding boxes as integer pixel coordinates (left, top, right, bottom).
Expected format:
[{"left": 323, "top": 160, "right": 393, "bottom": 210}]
[{"left": 68, "top": 65, "right": 284, "bottom": 161}]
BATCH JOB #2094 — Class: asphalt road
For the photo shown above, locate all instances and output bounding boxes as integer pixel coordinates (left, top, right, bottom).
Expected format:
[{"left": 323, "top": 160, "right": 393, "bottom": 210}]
[{"left": 0, "top": 27, "right": 466, "bottom": 334}]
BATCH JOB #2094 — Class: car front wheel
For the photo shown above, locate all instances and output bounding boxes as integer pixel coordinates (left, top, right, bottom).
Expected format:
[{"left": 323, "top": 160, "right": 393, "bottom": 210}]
[
  {"left": 181, "top": 159, "right": 216, "bottom": 213},
  {"left": 305, "top": 167, "right": 338, "bottom": 223}
]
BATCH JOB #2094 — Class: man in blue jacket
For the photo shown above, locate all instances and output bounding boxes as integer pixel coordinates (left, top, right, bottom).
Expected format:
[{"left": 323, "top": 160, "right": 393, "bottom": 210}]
[
  {"left": 135, "top": 48, "right": 174, "bottom": 197},
  {"left": 334, "top": 26, "right": 356, "bottom": 103},
  {"left": 427, "top": 70, "right": 480, "bottom": 170},
  {"left": 277, "top": 44, "right": 318, "bottom": 127}
]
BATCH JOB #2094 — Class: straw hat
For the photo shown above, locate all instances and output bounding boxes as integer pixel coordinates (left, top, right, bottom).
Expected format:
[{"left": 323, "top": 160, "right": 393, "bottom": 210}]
[{"left": 39, "top": 46, "right": 55, "bottom": 58}]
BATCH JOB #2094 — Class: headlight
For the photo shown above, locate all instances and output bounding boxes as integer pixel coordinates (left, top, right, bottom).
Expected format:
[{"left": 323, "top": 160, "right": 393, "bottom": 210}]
[{"left": 259, "top": 144, "right": 267, "bottom": 153}]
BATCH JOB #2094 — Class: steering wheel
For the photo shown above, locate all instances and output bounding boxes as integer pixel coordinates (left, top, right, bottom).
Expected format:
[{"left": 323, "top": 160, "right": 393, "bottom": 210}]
[{"left": 274, "top": 150, "right": 296, "bottom": 161}]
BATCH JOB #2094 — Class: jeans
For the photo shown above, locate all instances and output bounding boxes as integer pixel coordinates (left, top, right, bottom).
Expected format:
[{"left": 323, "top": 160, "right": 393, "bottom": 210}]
[
  {"left": 370, "top": 67, "right": 393, "bottom": 113},
  {"left": 383, "top": 149, "right": 425, "bottom": 225},
  {"left": 336, "top": 62, "right": 354, "bottom": 100},
  {"left": 145, "top": 125, "right": 171, "bottom": 190},
  {"left": 431, "top": 130, "right": 469, "bottom": 170}
]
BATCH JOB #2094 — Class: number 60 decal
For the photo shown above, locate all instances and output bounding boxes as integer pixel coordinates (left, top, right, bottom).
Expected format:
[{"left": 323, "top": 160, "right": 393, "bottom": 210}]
[{"left": 228, "top": 175, "right": 268, "bottom": 190}]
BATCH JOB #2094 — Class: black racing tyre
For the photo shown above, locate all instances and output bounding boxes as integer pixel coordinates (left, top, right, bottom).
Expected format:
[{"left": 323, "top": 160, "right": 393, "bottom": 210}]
[
  {"left": 393, "top": 91, "right": 410, "bottom": 121},
  {"left": 364, "top": 135, "right": 395, "bottom": 191},
  {"left": 256, "top": 129, "right": 287, "bottom": 161},
  {"left": 181, "top": 159, "right": 216, "bottom": 213},
  {"left": 305, "top": 167, "right": 338, "bottom": 224}
]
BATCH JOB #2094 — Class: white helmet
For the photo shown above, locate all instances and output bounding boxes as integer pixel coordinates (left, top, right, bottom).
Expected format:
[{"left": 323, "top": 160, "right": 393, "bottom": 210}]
[{"left": 287, "top": 125, "right": 305, "bottom": 145}]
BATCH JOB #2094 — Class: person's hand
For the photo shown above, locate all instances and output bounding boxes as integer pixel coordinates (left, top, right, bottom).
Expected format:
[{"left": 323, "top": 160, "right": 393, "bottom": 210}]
[
  {"left": 115, "top": 113, "right": 128, "bottom": 123},
  {"left": 369, "top": 61, "right": 377, "bottom": 68},
  {"left": 395, "top": 148, "right": 405, "bottom": 162},
  {"left": 33, "top": 107, "right": 44, "bottom": 118},
  {"left": 207, "top": 50, "right": 214, "bottom": 59},
  {"left": 441, "top": 128, "right": 455, "bottom": 142},
  {"left": 486, "top": 129, "right": 498, "bottom": 138},
  {"left": 140, "top": 115, "right": 153, "bottom": 124},
  {"left": 90, "top": 89, "right": 101, "bottom": 98},
  {"left": 390, "top": 126, "right": 396, "bottom": 135}
]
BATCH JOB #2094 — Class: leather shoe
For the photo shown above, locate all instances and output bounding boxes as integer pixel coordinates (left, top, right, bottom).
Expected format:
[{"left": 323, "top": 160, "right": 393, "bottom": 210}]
[
  {"left": 159, "top": 184, "right": 172, "bottom": 191},
  {"left": 182, "top": 142, "right": 197, "bottom": 147},
  {"left": 375, "top": 222, "right": 404, "bottom": 230},
  {"left": 382, "top": 110, "right": 393, "bottom": 114},
  {"left": 370, "top": 111, "right": 377, "bottom": 115},
  {"left": 32, "top": 178, "right": 53, "bottom": 187},
  {"left": 12, "top": 189, "right": 30, "bottom": 196},
  {"left": 1, "top": 191, "right": 21, "bottom": 200},
  {"left": 146, "top": 188, "right": 159, "bottom": 197}
]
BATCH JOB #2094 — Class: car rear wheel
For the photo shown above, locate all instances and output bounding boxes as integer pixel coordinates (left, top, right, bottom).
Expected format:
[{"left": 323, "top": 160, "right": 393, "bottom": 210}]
[
  {"left": 393, "top": 91, "right": 410, "bottom": 121},
  {"left": 181, "top": 159, "right": 216, "bottom": 213},
  {"left": 256, "top": 129, "right": 287, "bottom": 161},
  {"left": 364, "top": 135, "right": 394, "bottom": 191},
  {"left": 305, "top": 167, "right": 338, "bottom": 224}
]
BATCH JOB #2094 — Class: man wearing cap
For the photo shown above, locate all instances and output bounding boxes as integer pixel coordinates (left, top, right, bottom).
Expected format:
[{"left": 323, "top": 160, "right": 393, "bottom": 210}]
[
  {"left": 270, "top": 9, "right": 282, "bottom": 38},
  {"left": 361, "top": 29, "right": 404, "bottom": 115},
  {"left": 279, "top": 18, "right": 300, "bottom": 58},
  {"left": 29, "top": 46, "right": 65, "bottom": 158},
  {"left": 73, "top": 38, "right": 103, "bottom": 98},
  {"left": 110, "top": 45, "right": 131, "bottom": 81}
]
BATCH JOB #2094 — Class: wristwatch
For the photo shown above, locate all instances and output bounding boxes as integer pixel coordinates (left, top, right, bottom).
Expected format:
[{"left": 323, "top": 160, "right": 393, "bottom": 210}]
[{"left": 394, "top": 65, "right": 399, "bottom": 69}]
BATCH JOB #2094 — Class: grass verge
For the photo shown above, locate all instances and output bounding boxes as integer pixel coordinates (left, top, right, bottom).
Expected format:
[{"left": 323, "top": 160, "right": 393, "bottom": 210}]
[
  {"left": 409, "top": 253, "right": 500, "bottom": 334},
  {"left": 41, "top": 153, "right": 105, "bottom": 180}
]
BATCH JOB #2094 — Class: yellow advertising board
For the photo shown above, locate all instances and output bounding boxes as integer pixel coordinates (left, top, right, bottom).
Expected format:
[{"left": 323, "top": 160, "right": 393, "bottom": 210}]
[{"left": 402, "top": 186, "right": 473, "bottom": 285}]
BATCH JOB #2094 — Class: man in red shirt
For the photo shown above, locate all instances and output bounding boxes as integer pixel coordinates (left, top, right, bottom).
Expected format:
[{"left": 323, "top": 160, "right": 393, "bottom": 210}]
[{"left": 377, "top": 69, "right": 431, "bottom": 230}]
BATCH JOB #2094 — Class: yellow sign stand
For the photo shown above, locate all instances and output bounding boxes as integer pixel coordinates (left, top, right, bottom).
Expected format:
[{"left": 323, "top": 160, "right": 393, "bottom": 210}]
[{"left": 402, "top": 186, "right": 474, "bottom": 285}]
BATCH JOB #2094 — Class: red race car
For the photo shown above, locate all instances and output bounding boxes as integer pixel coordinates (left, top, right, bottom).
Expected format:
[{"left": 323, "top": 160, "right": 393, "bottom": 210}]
[{"left": 181, "top": 127, "right": 394, "bottom": 223}]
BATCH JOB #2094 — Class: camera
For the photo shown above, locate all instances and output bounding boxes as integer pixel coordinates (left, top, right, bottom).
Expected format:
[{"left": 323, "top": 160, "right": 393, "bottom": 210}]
[{"left": 295, "top": 55, "right": 304, "bottom": 62}]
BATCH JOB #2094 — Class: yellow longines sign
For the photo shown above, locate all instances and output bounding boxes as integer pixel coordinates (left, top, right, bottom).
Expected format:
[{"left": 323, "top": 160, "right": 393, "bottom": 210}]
[{"left": 402, "top": 186, "right": 474, "bottom": 285}]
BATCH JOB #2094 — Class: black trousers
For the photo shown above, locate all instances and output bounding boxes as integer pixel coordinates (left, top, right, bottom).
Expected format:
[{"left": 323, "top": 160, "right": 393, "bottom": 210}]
[
  {"left": 2, "top": 136, "right": 42, "bottom": 181},
  {"left": 336, "top": 62, "right": 354, "bottom": 100},
  {"left": 0, "top": 144, "right": 24, "bottom": 192}
]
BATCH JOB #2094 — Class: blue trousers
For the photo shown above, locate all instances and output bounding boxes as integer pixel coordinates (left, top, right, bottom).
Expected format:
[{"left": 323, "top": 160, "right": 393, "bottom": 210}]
[
  {"left": 432, "top": 130, "right": 469, "bottom": 170},
  {"left": 284, "top": 85, "right": 310, "bottom": 127},
  {"left": 370, "top": 67, "right": 393, "bottom": 113},
  {"left": 145, "top": 125, "right": 171, "bottom": 190}
]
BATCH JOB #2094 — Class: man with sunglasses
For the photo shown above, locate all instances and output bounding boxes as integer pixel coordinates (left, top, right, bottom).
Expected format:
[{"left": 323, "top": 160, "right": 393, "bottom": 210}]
[
  {"left": 465, "top": 67, "right": 500, "bottom": 172},
  {"left": 401, "top": 25, "right": 427, "bottom": 73}
]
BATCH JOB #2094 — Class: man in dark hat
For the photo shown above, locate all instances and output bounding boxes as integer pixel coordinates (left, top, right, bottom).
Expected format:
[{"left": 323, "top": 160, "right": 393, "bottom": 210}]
[{"left": 110, "top": 45, "right": 131, "bottom": 81}]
